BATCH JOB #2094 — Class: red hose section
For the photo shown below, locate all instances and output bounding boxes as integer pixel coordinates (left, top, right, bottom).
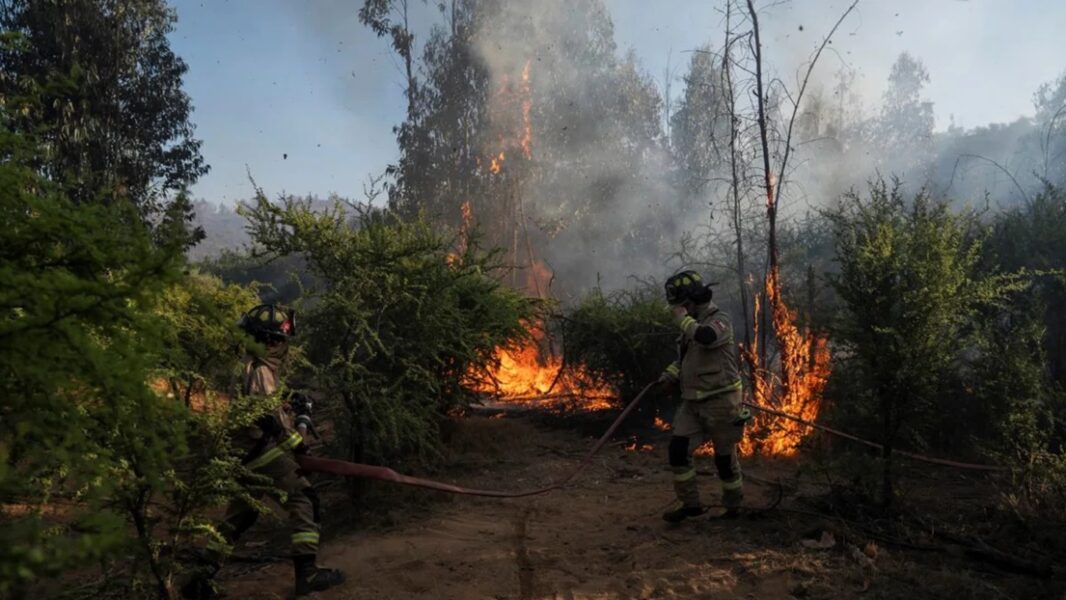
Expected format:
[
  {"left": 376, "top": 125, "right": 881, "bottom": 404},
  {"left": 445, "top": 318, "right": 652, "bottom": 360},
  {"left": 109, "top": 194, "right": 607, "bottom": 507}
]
[
  {"left": 742, "top": 401, "right": 1007, "bottom": 472},
  {"left": 297, "top": 383, "right": 656, "bottom": 498},
  {"left": 296, "top": 384, "right": 1006, "bottom": 496}
]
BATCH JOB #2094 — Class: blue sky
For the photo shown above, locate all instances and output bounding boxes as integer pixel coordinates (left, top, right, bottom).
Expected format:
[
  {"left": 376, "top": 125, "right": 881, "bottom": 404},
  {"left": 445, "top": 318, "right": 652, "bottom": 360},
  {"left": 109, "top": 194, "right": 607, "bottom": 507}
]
[{"left": 169, "top": 0, "right": 1066, "bottom": 205}]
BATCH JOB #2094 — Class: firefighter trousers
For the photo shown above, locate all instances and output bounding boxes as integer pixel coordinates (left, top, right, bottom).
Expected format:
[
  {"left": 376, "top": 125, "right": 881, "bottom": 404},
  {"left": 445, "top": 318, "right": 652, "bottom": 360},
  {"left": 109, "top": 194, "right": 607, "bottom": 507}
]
[
  {"left": 669, "top": 390, "right": 745, "bottom": 509},
  {"left": 206, "top": 451, "right": 321, "bottom": 561}
]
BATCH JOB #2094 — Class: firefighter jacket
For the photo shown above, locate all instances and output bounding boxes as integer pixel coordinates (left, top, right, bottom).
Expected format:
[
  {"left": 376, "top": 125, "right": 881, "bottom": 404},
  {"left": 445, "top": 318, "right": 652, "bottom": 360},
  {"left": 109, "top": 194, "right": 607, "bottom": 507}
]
[
  {"left": 661, "top": 301, "right": 742, "bottom": 401},
  {"left": 236, "top": 351, "right": 304, "bottom": 468}
]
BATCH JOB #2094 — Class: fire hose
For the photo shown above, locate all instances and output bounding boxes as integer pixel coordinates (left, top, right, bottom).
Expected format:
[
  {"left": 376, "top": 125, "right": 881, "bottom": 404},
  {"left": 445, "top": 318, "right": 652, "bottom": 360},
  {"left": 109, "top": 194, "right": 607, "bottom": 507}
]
[
  {"left": 296, "top": 383, "right": 657, "bottom": 497},
  {"left": 296, "top": 383, "right": 1005, "bottom": 496},
  {"left": 742, "top": 400, "right": 1007, "bottom": 472}
]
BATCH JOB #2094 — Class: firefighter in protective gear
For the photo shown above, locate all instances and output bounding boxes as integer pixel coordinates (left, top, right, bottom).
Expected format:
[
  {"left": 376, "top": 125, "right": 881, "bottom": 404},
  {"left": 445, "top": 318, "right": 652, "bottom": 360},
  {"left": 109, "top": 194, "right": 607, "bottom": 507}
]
[
  {"left": 658, "top": 271, "right": 749, "bottom": 523},
  {"left": 181, "top": 305, "right": 345, "bottom": 599}
]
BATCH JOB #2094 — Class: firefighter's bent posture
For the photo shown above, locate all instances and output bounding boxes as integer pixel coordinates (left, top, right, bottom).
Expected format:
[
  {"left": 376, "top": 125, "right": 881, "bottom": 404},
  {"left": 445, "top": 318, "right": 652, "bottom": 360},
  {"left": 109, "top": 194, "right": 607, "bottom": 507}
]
[
  {"left": 658, "top": 271, "right": 750, "bottom": 522},
  {"left": 182, "top": 304, "right": 345, "bottom": 598}
]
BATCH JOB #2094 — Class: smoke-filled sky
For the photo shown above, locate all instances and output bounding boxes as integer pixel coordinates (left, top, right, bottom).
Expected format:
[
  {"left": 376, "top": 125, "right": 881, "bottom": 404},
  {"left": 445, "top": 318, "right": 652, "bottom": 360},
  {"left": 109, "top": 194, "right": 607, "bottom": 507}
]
[{"left": 169, "top": 0, "right": 1065, "bottom": 205}]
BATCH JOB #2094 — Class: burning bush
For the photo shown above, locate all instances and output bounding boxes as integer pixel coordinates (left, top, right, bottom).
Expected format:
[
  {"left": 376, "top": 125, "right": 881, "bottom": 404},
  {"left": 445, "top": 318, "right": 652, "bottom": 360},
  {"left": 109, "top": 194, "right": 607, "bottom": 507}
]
[
  {"left": 241, "top": 193, "right": 543, "bottom": 477},
  {"left": 559, "top": 286, "right": 677, "bottom": 415}
]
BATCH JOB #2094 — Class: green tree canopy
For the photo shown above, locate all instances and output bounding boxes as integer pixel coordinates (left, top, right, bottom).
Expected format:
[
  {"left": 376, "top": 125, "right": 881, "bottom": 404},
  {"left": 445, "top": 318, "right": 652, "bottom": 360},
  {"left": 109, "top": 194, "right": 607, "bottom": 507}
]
[{"left": 0, "top": 0, "right": 208, "bottom": 219}]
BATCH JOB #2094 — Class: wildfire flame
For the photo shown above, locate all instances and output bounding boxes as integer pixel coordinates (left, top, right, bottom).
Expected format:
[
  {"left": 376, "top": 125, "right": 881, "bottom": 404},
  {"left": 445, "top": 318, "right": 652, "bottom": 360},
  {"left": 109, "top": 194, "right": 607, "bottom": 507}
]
[
  {"left": 468, "top": 320, "right": 615, "bottom": 411},
  {"left": 739, "top": 266, "right": 830, "bottom": 456},
  {"left": 520, "top": 60, "right": 533, "bottom": 160},
  {"left": 447, "top": 200, "right": 474, "bottom": 267},
  {"left": 489, "top": 151, "right": 506, "bottom": 175}
]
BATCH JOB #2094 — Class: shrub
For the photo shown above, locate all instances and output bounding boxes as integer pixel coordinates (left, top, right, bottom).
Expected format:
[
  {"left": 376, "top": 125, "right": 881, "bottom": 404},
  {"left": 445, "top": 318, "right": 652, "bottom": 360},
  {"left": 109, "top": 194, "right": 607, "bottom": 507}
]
[
  {"left": 240, "top": 193, "right": 542, "bottom": 477},
  {"left": 559, "top": 286, "right": 677, "bottom": 418},
  {"left": 0, "top": 119, "right": 188, "bottom": 595},
  {"left": 824, "top": 179, "right": 1025, "bottom": 507}
]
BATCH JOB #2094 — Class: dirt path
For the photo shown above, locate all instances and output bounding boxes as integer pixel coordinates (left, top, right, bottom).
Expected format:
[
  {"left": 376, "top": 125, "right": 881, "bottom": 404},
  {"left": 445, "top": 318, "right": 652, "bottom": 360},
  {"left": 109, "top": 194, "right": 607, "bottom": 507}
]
[{"left": 218, "top": 416, "right": 1047, "bottom": 600}]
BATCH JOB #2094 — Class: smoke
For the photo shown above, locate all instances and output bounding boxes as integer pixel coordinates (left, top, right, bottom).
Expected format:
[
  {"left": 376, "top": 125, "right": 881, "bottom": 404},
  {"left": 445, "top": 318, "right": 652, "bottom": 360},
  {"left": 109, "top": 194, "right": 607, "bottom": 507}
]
[
  {"left": 468, "top": 0, "right": 681, "bottom": 297},
  {"left": 188, "top": 0, "right": 1065, "bottom": 305}
]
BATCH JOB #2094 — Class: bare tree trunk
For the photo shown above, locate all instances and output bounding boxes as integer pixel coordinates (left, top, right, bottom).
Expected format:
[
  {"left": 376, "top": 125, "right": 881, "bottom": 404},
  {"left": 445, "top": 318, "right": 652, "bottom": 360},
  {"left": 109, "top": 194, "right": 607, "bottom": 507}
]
[
  {"left": 881, "top": 394, "right": 895, "bottom": 508},
  {"left": 722, "top": 3, "right": 750, "bottom": 349},
  {"left": 807, "top": 264, "right": 816, "bottom": 369},
  {"left": 745, "top": 0, "right": 775, "bottom": 368},
  {"left": 401, "top": 0, "right": 418, "bottom": 125}
]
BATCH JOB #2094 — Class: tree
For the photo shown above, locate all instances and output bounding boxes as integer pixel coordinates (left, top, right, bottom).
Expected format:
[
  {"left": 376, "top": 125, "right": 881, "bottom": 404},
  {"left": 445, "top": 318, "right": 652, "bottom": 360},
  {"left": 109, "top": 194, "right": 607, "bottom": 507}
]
[
  {"left": 876, "top": 52, "right": 935, "bottom": 183},
  {"left": 984, "top": 185, "right": 1066, "bottom": 384},
  {"left": 0, "top": 0, "right": 208, "bottom": 220},
  {"left": 669, "top": 44, "right": 729, "bottom": 200},
  {"left": 826, "top": 179, "right": 1022, "bottom": 507},
  {"left": 0, "top": 108, "right": 187, "bottom": 593},
  {"left": 1031, "top": 71, "right": 1066, "bottom": 186}
]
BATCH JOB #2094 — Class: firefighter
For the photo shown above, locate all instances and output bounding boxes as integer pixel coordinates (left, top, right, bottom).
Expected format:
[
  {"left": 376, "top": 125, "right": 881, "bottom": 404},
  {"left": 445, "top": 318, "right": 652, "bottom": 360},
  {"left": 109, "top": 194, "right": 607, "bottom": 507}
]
[
  {"left": 182, "top": 304, "right": 345, "bottom": 599},
  {"left": 658, "top": 271, "right": 750, "bottom": 522}
]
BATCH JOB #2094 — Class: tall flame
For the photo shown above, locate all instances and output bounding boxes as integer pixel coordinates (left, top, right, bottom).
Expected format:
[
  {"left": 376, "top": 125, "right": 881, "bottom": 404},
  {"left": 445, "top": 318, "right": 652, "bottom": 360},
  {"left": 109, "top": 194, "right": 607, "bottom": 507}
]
[
  {"left": 446, "top": 200, "right": 474, "bottom": 267},
  {"left": 739, "top": 266, "right": 830, "bottom": 456},
  {"left": 520, "top": 60, "right": 533, "bottom": 160}
]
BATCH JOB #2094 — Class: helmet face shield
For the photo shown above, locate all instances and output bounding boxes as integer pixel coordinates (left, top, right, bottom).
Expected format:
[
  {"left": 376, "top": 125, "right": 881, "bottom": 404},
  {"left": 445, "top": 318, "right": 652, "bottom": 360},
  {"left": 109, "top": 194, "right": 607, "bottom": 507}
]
[{"left": 664, "top": 271, "right": 711, "bottom": 305}]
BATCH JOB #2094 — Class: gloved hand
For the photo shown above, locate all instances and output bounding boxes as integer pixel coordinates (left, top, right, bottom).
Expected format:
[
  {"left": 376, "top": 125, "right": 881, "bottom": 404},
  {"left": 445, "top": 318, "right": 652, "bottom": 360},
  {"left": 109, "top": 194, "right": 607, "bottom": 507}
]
[
  {"left": 295, "top": 413, "right": 314, "bottom": 435},
  {"left": 657, "top": 373, "right": 679, "bottom": 391}
]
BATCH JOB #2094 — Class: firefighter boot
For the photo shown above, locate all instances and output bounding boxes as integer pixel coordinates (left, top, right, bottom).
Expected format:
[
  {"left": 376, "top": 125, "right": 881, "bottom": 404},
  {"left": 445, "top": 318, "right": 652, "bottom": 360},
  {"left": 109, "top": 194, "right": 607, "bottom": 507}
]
[
  {"left": 294, "top": 554, "right": 346, "bottom": 597},
  {"left": 663, "top": 465, "right": 705, "bottom": 522},
  {"left": 715, "top": 452, "right": 743, "bottom": 518},
  {"left": 179, "top": 576, "right": 219, "bottom": 600},
  {"left": 179, "top": 548, "right": 223, "bottom": 599}
]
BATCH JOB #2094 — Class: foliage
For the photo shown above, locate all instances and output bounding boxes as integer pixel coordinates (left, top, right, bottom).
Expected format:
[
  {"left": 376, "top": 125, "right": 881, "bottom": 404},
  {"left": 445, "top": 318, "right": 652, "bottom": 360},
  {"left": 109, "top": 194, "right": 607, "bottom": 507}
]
[
  {"left": 0, "top": 99, "right": 269, "bottom": 596},
  {"left": 155, "top": 273, "right": 261, "bottom": 407},
  {"left": 0, "top": 113, "right": 186, "bottom": 594},
  {"left": 1030, "top": 70, "right": 1066, "bottom": 186},
  {"left": 559, "top": 285, "right": 675, "bottom": 406},
  {"left": 240, "top": 192, "right": 542, "bottom": 475},
  {"left": 669, "top": 43, "right": 729, "bottom": 200},
  {"left": 983, "top": 185, "right": 1066, "bottom": 384},
  {"left": 0, "top": 0, "right": 208, "bottom": 220},
  {"left": 979, "top": 186, "right": 1066, "bottom": 518},
  {"left": 824, "top": 179, "right": 1025, "bottom": 506}
]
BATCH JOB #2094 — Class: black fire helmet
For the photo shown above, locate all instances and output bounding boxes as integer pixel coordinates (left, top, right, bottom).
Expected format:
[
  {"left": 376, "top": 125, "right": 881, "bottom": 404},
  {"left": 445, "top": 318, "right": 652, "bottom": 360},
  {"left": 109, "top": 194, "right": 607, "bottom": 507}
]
[{"left": 238, "top": 304, "right": 296, "bottom": 342}]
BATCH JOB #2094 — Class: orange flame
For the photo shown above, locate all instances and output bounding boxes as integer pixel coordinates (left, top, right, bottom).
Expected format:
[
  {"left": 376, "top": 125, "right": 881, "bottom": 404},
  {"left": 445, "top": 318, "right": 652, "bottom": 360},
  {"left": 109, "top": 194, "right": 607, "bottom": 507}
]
[
  {"left": 739, "top": 265, "right": 831, "bottom": 456},
  {"left": 489, "top": 151, "right": 506, "bottom": 175},
  {"left": 653, "top": 416, "right": 670, "bottom": 432},
  {"left": 520, "top": 60, "right": 533, "bottom": 160},
  {"left": 468, "top": 320, "right": 615, "bottom": 411},
  {"left": 447, "top": 200, "right": 474, "bottom": 268},
  {"left": 465, "top": 243, "right": 613, "bottom": 410}
]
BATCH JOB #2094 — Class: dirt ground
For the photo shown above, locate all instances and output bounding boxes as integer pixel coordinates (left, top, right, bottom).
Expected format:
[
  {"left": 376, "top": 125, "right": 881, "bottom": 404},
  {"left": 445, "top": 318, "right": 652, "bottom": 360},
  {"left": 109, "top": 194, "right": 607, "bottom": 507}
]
[{"left": 216, "top": 415, "right": 1062, "bottom": 600}]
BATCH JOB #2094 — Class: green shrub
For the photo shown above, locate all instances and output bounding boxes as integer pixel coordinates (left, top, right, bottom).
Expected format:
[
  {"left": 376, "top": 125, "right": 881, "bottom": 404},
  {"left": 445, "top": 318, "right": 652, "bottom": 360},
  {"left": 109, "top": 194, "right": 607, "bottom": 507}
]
[
  {"left": 824, "top": 178, "right": 1026, "bottom": 506},
  {"left": 559, "top": 286, "right": 676, "bottom": 418},
  {"left": 240, "top": 193, "right": 542, "bottom": 476},
  {"left": 0, "top": 119, "right": 188, "bottom": 595}
]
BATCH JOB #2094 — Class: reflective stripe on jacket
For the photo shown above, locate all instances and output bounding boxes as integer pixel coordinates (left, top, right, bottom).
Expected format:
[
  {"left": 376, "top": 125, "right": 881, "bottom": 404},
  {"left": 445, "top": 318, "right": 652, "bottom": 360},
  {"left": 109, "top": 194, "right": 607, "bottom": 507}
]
[{"left": 675, "top": 301, "right": 742, "bottom": 401}]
